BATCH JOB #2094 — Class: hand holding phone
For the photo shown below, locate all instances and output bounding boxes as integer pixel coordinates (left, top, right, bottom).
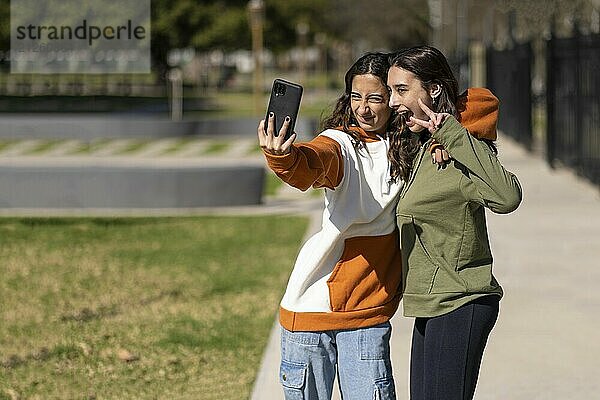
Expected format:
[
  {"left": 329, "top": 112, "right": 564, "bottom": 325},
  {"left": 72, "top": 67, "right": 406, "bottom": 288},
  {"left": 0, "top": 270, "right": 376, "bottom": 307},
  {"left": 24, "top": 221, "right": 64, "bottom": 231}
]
[
  {"left": 258, "top": 112, "right": 297, "bottom": 155},
  {"left": 264, "top": 79, "right": 303, "bottom": 141}
]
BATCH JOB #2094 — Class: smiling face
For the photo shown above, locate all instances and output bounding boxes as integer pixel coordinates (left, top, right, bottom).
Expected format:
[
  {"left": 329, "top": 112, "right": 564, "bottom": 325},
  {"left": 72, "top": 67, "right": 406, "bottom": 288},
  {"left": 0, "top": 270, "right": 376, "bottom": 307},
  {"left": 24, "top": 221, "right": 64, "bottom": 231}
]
[
  {"left": 387, "top": 66, "right": 437, "bottom": 133},
  {"left": 350, "top": 74, "right": 392, "bottom": 134}
]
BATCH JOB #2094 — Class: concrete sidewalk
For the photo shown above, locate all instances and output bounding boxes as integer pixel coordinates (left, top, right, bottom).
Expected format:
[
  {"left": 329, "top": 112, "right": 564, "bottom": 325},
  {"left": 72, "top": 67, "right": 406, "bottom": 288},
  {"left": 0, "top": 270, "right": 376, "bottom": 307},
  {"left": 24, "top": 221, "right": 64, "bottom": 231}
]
[{"left": 251, "top": 135, "right": 600, "bottom": 399}]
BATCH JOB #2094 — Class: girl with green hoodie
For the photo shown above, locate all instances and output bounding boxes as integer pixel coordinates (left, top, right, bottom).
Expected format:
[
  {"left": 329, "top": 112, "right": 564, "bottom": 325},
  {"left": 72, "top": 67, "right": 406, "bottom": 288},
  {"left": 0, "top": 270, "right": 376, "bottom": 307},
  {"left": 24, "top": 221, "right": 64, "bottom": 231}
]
[{"left": 386, "top": 46, "right": 522, "bottom": 400}]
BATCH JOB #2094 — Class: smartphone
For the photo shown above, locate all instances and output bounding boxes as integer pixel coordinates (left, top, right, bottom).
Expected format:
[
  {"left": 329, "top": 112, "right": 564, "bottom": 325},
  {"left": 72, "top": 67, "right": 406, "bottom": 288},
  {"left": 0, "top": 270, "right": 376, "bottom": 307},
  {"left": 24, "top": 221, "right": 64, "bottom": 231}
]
[{"left": 264, "top": 79, "right": 303, "bottom": 140}]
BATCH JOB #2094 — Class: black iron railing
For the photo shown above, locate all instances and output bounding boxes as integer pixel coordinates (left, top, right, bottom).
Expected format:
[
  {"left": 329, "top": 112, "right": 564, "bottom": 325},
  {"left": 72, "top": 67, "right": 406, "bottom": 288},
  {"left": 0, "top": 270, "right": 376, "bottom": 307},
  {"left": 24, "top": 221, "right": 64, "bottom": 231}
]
[
  {"left": 546, "top": 32, "right": 600, "bottom": 185},
  {"left": 486, "top": 43, "right": 533, "bottom": 150}
]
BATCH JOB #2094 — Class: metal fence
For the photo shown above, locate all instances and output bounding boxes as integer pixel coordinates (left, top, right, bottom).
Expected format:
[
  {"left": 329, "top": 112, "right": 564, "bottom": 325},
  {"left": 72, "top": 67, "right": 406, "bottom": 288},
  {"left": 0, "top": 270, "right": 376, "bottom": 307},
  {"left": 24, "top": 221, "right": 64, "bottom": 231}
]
[
  {"left": 486, "top": 43, "right": 533, "bottom": 150},
  {"left": 546, "top": 32, "right": 600, "bottom": 185}
]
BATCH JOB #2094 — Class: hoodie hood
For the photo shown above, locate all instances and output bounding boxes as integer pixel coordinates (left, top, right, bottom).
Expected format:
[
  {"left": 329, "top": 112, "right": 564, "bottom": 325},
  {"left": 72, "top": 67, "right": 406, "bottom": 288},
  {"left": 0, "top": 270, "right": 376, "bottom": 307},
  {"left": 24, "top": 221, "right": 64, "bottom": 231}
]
[{"left": 457, "top": 88, "right": 499, "bottom": 141}]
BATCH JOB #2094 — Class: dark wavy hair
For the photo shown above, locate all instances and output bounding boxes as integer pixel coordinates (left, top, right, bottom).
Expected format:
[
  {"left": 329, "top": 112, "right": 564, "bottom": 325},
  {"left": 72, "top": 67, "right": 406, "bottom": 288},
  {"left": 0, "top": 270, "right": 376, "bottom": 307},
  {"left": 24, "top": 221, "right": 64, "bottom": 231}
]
[
  {"left": 321, "top": 52, "right": 393, "bottom": 147},
  {"left": 387, "top": 45, "right": 460, "bottom": 182}
]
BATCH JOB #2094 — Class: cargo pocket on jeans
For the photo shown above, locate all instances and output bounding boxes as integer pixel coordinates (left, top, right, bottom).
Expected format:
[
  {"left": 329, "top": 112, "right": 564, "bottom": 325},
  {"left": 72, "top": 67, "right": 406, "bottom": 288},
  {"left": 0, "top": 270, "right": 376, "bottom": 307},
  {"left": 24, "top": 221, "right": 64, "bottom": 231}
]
[
  {"left": 280, "top": 359, "right": 307, "bottom": 399},
  {"left": 373, "top": 376, "right": 396, "bottom": 400}
]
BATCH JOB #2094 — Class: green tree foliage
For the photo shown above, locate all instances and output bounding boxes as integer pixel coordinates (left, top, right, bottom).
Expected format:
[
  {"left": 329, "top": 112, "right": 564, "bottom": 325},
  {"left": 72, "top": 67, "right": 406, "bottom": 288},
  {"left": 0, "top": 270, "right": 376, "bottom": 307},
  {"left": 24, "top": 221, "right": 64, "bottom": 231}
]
[
  {"left": 151, "top": 0, "right": 251, "bottom": 78},
  {"left": 151, "top": 0, "right": 331, "bottom": 53},
  {"left": 149, "top": 0, "right": 429, "bottom": 68},
  {"left": 152, "top": 0, "right": 250, "bottom": 52},
  {"left": 263, "top": 0, "right": 330, "bottom": 53},
  {"left": 0, "top": 0, "right": 429, "bottom": 75},
  {"left": 0, "top": 0, "right": 9, "bottom": 50},
  {"left": 326, "top": 0, "right": 429, "bottom": 51},
  {"left": 150, "top": 0, "right": 331, "bottom": 76}
]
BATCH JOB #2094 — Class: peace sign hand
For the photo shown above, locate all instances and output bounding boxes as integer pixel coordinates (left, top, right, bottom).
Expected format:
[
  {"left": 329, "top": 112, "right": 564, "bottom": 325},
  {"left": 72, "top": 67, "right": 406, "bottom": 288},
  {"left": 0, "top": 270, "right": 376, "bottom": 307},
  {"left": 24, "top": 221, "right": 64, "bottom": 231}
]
[
  {"left": 257, "top": 112, "right": 297, "bottom": 156},
  {"left": 409, "top": 98, "right": 451, "bottom": 134}
]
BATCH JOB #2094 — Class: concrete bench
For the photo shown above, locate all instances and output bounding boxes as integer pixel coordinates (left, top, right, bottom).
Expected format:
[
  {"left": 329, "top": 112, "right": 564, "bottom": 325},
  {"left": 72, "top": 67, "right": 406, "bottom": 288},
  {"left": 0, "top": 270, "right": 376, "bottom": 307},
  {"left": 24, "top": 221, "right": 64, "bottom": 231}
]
[{"left": 0, "top": 158, "right": 265, "bottom": 209}]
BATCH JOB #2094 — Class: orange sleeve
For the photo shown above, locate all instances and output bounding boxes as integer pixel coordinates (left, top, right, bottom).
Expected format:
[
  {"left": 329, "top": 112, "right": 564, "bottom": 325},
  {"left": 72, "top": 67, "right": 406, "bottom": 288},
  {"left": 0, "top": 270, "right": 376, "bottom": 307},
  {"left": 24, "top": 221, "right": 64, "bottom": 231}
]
[{"left": 263, "top": 135, "right": 344, "bottom": 191}]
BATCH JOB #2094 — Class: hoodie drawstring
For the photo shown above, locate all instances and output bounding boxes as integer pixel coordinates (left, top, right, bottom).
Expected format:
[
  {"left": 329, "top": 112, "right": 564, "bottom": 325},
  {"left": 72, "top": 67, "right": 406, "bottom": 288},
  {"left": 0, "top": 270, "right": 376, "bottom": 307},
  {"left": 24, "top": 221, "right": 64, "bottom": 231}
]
[{"left": 377, "top": 134, "right": 392, "bottom": 195}]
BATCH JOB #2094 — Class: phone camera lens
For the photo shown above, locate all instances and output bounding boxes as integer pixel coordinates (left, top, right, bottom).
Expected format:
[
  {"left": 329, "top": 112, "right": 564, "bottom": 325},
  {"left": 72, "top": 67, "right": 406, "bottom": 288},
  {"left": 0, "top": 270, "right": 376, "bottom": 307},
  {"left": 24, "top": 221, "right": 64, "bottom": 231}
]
[{"left": 274, "top": 83, "right": 286, "bottom": 96}]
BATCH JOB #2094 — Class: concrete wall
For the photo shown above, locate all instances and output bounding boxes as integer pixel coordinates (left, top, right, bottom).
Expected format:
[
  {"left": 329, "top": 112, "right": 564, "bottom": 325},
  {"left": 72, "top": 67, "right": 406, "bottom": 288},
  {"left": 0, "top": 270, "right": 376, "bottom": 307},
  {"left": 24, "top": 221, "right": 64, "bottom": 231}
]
[
  {"left": 0, "top": 115, "right": 312, "bottom": 209},
  {"left": 0, "top": 161, "right": 265, "bottom": 208}
]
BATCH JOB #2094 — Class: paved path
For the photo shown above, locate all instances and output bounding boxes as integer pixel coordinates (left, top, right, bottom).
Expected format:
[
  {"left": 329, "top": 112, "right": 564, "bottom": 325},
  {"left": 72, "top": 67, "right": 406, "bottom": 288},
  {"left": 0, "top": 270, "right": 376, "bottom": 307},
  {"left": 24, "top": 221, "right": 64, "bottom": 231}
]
[{"left": 250, "top": 135, "right": 600, "bottom": 399}]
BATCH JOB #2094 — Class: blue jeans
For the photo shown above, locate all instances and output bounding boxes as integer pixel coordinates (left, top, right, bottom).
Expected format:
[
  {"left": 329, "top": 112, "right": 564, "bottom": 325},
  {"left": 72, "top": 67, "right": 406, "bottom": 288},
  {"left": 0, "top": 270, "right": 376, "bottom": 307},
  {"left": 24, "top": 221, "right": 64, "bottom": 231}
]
[{"left": 279, "top": 322, "right": 396, "bottom": 400}]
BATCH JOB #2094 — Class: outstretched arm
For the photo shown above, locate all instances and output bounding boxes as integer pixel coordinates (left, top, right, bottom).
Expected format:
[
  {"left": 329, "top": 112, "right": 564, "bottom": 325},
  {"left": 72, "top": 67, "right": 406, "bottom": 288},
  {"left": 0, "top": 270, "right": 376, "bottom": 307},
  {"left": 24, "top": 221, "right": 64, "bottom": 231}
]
[{"left": 257, "top": 114, "right": 344, "bottom": 191}]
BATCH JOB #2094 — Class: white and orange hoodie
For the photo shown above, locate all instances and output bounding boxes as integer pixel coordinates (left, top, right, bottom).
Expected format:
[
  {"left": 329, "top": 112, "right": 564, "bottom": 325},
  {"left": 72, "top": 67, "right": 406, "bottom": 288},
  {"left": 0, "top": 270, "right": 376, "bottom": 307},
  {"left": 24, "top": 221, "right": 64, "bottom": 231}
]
[{"left": 264, "top": 88, "right": 499, "bottom": 332}]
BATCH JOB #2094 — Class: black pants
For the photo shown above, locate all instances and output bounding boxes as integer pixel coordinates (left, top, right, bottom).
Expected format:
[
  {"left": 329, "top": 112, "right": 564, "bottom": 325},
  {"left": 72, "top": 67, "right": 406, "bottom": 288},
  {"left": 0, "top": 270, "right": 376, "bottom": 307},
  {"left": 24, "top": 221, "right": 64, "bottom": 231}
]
[{"left": 410, "top": 295, "right": 499, "bottom": 400}]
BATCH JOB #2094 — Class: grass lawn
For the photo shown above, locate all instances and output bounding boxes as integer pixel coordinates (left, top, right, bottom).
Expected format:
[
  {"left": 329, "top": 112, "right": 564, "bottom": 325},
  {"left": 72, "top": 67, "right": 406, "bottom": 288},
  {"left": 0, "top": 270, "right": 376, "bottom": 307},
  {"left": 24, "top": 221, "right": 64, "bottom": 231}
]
[
  {"left": 187, "top": 88, "right": 338, "bottom": 120},
  {"left": 23, "top": 140, "right": 67, "bottom": 155},
  {"left": 0, "top": 216, "right": 308, "bottom": 400},
  {"left": 263, "top": 172, "right": 283, "bottom": 197},
  {"left": 201, "top": 141, "right": 230, "bottom": 155}
]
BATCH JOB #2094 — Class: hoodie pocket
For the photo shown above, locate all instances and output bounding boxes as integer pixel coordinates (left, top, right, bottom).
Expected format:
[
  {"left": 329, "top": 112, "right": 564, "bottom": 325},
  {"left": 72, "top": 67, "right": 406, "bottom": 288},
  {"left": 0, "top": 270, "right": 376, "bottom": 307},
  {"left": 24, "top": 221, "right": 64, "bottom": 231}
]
[
  {"left": 327, "top": 231, "right": 402, "bottom": 312},
  {"left": 397, "top": 214, "right": 439, "bottom": 295},
  {"left": 398, "top": 214, "right": 469, "bottom": 295}
]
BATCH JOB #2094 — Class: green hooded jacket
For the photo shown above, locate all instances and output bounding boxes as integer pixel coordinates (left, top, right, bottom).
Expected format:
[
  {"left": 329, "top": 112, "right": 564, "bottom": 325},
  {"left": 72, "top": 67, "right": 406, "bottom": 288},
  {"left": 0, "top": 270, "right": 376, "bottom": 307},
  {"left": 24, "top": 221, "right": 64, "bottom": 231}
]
[{"left": 397, "top": 116, "right": 522, "bottom": 317}]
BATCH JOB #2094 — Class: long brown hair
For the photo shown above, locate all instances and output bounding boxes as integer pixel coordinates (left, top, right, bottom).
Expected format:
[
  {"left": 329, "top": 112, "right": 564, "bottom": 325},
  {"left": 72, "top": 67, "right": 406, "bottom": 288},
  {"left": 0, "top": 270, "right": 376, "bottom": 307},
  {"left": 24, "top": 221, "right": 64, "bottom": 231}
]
[
  {"left": 321, "top": 52, "right": 393, "bottom": 147},
  {"left": 387, "top": 46, "right": 459, "bottom": 182}
]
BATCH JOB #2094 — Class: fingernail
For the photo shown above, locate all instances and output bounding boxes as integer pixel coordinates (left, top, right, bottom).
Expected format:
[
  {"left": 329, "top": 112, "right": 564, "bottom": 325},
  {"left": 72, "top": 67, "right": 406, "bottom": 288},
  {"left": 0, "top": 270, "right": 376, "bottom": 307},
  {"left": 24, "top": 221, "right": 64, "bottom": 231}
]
[
  {"left": 269, "top": 112, "right": 274, "bottom": 117},
  {"left": 285, "top": 116, "right": 290, "bottom": 122}
]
